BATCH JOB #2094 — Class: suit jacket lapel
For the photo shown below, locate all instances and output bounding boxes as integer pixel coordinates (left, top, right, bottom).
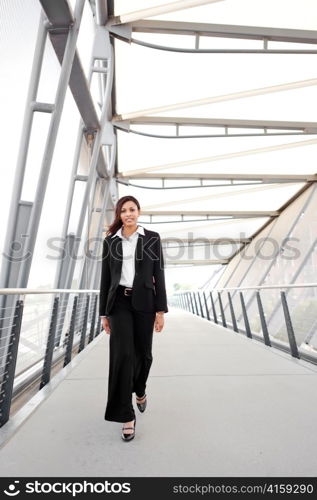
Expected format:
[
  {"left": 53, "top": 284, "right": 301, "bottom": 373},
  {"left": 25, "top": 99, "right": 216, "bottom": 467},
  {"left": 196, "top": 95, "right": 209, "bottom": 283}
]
[
  {"left": 135, "top": 231, "right": 145, "bottom": 273},
  {"left": 110, "top": 236, "right": 123, "bottom": 278}
]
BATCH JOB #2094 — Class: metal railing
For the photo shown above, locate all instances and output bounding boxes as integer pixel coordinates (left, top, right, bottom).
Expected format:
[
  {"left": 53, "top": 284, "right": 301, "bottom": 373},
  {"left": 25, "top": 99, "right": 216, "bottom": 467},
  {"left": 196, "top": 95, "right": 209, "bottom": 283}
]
[
  {"left": 172, "top": 283, "right": 317, "bottom": 365},
  {"left": 0, "top": 289, "right": 101, "bottom": 427}
]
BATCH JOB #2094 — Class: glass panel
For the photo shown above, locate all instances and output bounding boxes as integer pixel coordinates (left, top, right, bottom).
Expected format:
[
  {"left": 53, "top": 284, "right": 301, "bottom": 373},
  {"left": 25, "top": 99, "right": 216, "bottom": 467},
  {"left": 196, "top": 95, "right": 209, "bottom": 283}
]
[
  {"left": 0, "top": 0, "right": 41, "bottom": 268},
  {"left": 21, "top": 112, "right": 51, "bottom": 200},
  {"left": 37, "top": 36, "right": 61, "bottom": 103},
  {"left": 28, "top": 89, "right": 81, "bottom": 289}
]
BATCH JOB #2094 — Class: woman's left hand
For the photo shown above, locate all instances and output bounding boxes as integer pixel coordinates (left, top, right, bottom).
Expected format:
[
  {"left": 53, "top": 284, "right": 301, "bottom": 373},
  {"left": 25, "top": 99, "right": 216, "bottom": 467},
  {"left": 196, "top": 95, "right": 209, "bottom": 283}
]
[{"left": 154, "top": 313, "right": 164, "bottom": 332}]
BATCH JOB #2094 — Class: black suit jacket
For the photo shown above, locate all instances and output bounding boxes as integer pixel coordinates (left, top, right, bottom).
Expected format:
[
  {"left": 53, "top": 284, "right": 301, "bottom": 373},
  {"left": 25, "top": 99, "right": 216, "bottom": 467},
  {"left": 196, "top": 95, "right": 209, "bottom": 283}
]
[{"left": 99, "top": 228, "right": 168, "bottom": 316}]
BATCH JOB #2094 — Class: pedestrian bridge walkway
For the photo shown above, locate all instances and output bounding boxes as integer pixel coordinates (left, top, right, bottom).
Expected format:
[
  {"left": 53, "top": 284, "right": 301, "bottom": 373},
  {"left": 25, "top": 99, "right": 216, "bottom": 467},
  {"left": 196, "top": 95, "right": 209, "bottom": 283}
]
[{"left": 1, "top": 308, "right": 317, "bottom": 477}]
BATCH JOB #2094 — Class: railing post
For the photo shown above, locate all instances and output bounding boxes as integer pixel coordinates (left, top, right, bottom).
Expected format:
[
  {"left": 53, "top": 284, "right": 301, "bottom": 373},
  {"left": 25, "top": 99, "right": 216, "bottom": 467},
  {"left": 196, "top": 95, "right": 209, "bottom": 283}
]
[
  {"left": 228, "top": 292, "right": 238, "bottom": 332},
  {"left": 184, "top": 292, "right": 189, "bottom": 312},
  {"left": 40, "top": 296, "right": 59, "bottom": 389},
  {"left": 63, "top": 295, "right": 78, "bottom": 367},
  {"left": 256, "top": 291, "right": 271, "bottom": 347},
  {"left": 181, "top": 294, "right": 185, "bottom": 309},
  {"left": 185, "top": 292, "right": 190, "bottom": 311},
  {"left": 0, "top": 299, "right": 24, "bottom": 427},
  {"left": 88, "top": 294, "right": 97, "bottom": 343},
  {"left": 193, "top": 292, "right": 199, "bottom": 315},
  {"left": 189, "top": 293, "right": 195, "bottom": 314},
  {"left": 78, "top": 294, "right": 90, "bottom": 353},
  {"left": 203, "top": 292, "right": 210, "bottom": 321},
  {"left": 218, "top": 292, "right": 227, "bottom": 327},
  {"left": 210, "top": 291, "right": 218, "bottom": 323},
  {"left": 94, "top": 295, "right": 102, "bottom": 337},
  {"left": 240, "top": 292, "right": 252, "bottom": 338},
  {"left": 280, "top": 291, "right": 300, "bottom": 358},
  {"left": 198, "top": 292, "right": 204, "bottom": 317}
]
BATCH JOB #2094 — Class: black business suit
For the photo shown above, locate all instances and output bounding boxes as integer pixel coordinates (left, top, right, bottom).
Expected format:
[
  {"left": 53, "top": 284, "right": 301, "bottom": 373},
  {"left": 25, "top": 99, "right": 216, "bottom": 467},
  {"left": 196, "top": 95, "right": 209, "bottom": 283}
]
[{"left": 99, "top": 227, "right": 168, "bottom": 422}]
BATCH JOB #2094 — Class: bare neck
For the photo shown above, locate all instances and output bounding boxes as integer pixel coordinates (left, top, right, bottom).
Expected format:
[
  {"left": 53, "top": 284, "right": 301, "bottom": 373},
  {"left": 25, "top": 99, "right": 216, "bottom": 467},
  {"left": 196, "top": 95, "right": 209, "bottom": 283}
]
[{"left": 122, "top": 224, "right": 138, "bottom": 238}]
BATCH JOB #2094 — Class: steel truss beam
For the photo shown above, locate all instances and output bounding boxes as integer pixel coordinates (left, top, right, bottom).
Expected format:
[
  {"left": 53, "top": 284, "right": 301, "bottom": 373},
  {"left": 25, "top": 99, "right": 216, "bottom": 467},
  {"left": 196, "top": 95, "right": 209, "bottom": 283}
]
[
  {"left": 140, "top": 210, "right": 278, "bottom": 217},
  {"left": 118, "top": 173, "right": 317, "bottom": 182},
  {"left": 112, "top": 19, "right": 317, "bottom": 43},
  {"left": 114, "top": 117, "right": 317, "bottom": 138},
  {"left": 109, "top": 19, "right": 317, "bottom": 53}
]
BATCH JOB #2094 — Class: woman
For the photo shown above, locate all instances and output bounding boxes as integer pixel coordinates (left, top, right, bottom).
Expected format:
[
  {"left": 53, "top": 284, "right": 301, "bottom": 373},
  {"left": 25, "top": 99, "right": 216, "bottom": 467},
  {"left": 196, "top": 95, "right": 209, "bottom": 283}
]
[{"left": 99, "top": 195, "right": 168, "bottom": 442}]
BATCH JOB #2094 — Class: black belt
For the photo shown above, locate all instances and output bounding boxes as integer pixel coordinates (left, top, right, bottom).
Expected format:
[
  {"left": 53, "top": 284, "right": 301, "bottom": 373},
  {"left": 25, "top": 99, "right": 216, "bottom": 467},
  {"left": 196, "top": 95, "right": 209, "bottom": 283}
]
[{"left": 118, "top": 285, "right": 133, "bottom": 296}]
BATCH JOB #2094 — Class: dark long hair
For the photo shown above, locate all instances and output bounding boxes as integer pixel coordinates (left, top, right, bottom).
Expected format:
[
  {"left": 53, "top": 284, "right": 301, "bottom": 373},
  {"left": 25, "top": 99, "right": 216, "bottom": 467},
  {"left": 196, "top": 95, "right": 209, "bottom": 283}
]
[{"left": 106, "top": 196, "right": 141, "bottom": 236}]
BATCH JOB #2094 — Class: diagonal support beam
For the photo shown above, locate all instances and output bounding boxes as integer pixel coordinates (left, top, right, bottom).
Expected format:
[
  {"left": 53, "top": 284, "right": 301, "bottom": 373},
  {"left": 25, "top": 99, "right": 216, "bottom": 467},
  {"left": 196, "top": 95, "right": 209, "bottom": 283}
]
[
  {"left": 40, "top": 0, "right": 99, "bottom": 131},
  {"left": 118, "top": 137, "right": 317, "bottom": 176},
  {"left": 110, "top": 0, "right": 224, "bottom": 25},
  {"left": 114, "top": 78, "right": 317, "bottom": 120}
]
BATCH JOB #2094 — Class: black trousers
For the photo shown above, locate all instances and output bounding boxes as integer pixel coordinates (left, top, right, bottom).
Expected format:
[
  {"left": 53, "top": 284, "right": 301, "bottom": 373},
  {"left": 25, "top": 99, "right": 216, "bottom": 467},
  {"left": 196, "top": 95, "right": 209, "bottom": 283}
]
[{"left": 105, "top": 286, "right": 156, "bottom": 423}]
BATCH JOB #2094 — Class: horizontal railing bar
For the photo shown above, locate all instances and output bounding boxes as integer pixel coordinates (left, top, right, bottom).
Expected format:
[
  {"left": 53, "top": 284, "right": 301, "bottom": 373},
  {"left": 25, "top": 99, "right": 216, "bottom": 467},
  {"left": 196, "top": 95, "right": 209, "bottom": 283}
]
[
  {"left": 175, "top": 283, "right": 317, "bottom": 293},
  {"left": 213, "top": 283, "right": 317, "bottom": 291},
  {"left": 0, "top": 289, "right": 99, "bottom": 295}
]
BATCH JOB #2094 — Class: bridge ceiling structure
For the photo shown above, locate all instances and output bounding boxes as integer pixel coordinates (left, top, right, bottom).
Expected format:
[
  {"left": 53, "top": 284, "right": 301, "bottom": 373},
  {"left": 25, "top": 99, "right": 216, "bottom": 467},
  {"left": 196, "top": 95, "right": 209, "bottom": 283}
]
[
  {"left": 1, "top": 0, "right": 317, "bottom": 297},
  {"left": 106, "top": 0, "right": 317, "bottom": 274}
]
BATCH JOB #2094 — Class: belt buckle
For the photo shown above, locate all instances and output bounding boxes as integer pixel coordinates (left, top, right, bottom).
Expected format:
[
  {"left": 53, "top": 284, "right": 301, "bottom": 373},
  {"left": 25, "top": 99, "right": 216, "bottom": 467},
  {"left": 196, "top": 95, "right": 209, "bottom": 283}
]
[{"left": 124, "top": 287, "right": 132, "bottom": 296}]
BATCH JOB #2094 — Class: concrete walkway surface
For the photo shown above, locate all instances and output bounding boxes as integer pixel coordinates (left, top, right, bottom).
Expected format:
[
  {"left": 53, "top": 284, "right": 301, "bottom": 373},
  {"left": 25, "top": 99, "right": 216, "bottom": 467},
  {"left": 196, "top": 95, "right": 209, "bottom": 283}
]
[{"left": 1, "top": 307, "right": 317, "bottom": 477}]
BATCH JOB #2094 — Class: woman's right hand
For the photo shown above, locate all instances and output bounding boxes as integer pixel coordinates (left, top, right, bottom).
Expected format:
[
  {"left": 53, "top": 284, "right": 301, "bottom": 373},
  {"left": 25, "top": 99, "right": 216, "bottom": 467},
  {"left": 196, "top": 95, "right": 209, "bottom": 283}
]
[{"left": 101, "top": 317, "right": 111, "bottom": 334}]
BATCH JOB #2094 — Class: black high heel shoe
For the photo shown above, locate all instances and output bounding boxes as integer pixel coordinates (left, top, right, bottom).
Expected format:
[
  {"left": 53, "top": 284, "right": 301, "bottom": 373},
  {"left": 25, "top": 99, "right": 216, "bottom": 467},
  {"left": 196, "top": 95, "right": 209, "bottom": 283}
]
[
  {"left": 121, "top": 417, "right": 136, "bottom": 442},
  {"left": 136, "top": 394, "right": 147, "bottom": 413}
]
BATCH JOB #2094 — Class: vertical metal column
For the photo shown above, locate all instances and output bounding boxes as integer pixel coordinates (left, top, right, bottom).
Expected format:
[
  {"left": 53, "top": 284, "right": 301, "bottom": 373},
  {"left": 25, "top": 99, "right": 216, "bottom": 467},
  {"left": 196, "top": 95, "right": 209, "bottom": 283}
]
[
  {"left": 240, "top": 292, "right": 252, "bottom": 338},
  {"left": 256, "top": 292, "right": 271, "bottom": 347},
  {"left": 280, "top": 291, "right": 300, "bottom": 358},
  {"left": 40, "top": 296, "right": 59, "bottom": 389},
  {"left": 74, "top": 29, "right": 116, "bottom": 294},
  {"left": 0, "top": 299, "right": 24, "bottom": 427}
]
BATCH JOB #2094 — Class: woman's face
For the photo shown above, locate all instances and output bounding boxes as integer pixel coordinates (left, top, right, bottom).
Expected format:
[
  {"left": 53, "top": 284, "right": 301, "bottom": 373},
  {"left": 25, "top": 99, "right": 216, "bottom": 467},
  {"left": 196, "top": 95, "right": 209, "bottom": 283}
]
[{"left": 120, "top": 201, "right": 140, "bottom": 227}]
